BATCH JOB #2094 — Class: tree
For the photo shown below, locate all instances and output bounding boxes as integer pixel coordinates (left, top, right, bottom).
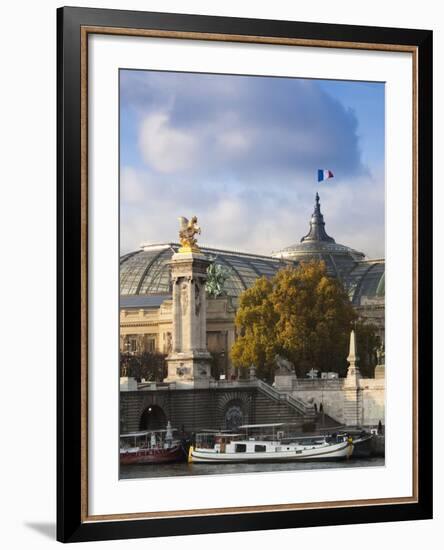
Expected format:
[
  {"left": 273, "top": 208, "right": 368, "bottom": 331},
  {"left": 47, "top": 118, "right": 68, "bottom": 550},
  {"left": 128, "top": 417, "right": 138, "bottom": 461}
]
[
  {"left": 120, "top": 350, "right": 167, "bottom": 382},
  {"left": 231, "top": 261, "right": 358, "bottom": 379},
  {"left": 230, "top": 276, "right": 279, "bottom": 382},
  {"left": 355, "top": 320, "right": 380, "bottom": 377}
]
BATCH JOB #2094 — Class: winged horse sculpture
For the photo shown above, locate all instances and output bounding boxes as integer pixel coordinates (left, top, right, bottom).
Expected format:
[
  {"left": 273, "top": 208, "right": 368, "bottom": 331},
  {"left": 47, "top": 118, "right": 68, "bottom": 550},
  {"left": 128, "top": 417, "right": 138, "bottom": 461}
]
[{"left": 178, "top": 216, "right": 201, "bottom": 252}]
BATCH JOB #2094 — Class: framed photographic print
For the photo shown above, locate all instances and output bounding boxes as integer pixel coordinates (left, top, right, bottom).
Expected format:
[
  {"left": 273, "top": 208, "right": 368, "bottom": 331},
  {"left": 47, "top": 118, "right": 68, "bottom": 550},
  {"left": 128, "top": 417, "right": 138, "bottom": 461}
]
[{"left": 57, "top": 6, "right": 433, "bottom": 543}]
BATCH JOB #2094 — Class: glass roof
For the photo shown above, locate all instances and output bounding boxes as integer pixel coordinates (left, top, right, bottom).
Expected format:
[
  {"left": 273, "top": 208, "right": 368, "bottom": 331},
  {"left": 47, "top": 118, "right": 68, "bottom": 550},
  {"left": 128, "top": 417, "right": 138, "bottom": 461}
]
[
  {"left": 346, "top": 261, "right": 385, "bottom": 305},
  {"left": 120, "top": 243, "right": 385, "bottom": 302},
  {"left": 120, "top": 244, "right": 288, "bottom": 297},
  {"left": 120, "top": 196, "right": 384, "bottom": 302}
]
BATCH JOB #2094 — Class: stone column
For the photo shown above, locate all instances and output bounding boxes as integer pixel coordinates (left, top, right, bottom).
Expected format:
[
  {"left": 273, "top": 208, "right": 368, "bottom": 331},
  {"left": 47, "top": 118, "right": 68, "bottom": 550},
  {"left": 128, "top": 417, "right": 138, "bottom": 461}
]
[
  {"left": 171, "top": 277, "right": 181, "bottom": 352},
  {"left": 226, "top": 328, "right": 236, "bottom": 378},
  {"left": 343, "top": 330, "right": 362, "bottom": 427},
  {"left": 164, "top": 251, "right": 213, "bottom": 387},
  {"left": 200, "top": 280, "right": 207, "bottom": 350}
]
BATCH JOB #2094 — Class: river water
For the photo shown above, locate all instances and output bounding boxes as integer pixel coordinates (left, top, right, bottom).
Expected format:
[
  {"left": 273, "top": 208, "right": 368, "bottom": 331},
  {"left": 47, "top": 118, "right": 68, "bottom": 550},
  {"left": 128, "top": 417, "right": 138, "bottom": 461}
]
[{"left": 120, "top": 457, "right": 384, "bottom": 479}]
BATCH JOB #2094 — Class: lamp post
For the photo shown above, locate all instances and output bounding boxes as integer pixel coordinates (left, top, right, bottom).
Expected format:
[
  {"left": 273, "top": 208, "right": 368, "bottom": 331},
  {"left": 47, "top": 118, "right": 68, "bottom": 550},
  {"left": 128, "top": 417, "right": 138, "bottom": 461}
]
[
  {"left": 321, "top": 382, "right": 325, "bottom": 428},
  {"left": 220, "top": 350, "right": 226, "bottom": 379}
]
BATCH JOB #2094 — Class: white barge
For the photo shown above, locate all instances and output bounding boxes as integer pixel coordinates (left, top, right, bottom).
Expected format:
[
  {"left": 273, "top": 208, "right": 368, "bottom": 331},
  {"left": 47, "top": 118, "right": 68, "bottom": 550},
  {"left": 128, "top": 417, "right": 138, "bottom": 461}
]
[{"left": 189, "top": 423, "right": 353, "bottom": 463}]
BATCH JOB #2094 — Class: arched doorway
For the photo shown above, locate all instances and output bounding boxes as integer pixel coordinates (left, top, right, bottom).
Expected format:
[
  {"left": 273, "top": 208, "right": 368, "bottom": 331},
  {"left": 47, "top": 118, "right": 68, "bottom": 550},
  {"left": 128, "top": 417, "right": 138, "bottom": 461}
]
[
  {"left": 224, "top": 400, "right": 244, "bottom": 430},
  {"left": 139, "top": 405, "right": 167, "bottom": 430}
]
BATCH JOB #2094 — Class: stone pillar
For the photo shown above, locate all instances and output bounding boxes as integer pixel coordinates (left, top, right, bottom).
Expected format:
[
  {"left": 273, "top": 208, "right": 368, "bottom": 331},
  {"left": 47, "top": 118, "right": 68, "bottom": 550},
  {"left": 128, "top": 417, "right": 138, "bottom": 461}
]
[
  {"left": 120, "top": 377, "right": 138, "bottom": 391},
  {"left": 274, "top": 370, "right": 297, "bottom": 391},
  {"left": 171, "top": 277, "right": 181, "bottom": 352},
  {"left": 343, "top": 330, "right": 362, "bottom": 426},
  {"left": 164, "top": 251, "right": 213, "bottom": 387},
  {"left": 226, "top": 328, "right": 236, "bottom": 378}
]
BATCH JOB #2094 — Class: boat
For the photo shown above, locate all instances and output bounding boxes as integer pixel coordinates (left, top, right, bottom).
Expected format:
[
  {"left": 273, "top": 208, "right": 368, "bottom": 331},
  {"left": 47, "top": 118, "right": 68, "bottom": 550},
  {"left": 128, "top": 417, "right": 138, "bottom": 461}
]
[
  {"left": 188, "top": 423, "right": 353, "bottom": 463},
  {"left": 348, "top": 431, "right": 375, "bottom": 458},
  {"left": 120, "top": 422, "right": 185, "bottom": 465},
  {"left": 319, "top": 428, "right": 379, "bottom": 458}
]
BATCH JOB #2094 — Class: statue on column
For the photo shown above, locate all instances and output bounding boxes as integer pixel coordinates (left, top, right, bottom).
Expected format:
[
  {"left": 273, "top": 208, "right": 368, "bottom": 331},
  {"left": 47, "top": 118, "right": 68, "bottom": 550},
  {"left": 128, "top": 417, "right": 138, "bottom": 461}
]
[
  {"left": 178, "top": 216, "right": 201, "bottom": 253},
  {"left": 165, "top": 215, "right": 212, "bottom": 387},
  {"left": 206, "top": 263, "right": 232, "bottom": 297}
]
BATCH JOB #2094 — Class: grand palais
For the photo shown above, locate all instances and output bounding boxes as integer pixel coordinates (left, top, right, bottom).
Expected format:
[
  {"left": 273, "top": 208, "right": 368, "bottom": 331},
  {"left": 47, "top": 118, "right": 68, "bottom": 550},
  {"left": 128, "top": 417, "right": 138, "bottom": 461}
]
[{"left": 120, "top": 194, "right": 385, "bottom": 376}]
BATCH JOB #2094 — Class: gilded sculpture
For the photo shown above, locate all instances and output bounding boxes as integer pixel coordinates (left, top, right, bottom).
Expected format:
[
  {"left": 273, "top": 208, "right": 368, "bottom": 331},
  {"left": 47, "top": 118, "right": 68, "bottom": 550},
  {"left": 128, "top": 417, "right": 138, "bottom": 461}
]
[{"left": 178, "top": 216, "right": 201, "bottom": 252}]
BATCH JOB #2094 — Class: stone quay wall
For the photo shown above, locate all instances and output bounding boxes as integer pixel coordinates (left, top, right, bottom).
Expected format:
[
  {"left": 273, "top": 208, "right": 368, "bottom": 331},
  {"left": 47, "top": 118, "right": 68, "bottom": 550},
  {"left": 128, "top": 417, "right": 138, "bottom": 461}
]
[
  {"left": 275, "top": 375, "right": 385, "bottom": 427},
  {"left": 120, "top": 383, "right": 312, "bottom": 434}
]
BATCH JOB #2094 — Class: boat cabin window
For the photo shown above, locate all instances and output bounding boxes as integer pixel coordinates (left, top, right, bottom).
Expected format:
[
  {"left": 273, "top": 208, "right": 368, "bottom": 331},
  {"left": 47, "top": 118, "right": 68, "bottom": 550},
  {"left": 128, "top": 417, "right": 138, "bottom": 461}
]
[
  {"left": 235, "top": 444, "right": 247, "bottom": 453},
  {"left": 254, "top": 445, "right": 266, "bottom": 453},
  {"left": 196, "top": 434, "right": 216, "bottom": 449}
]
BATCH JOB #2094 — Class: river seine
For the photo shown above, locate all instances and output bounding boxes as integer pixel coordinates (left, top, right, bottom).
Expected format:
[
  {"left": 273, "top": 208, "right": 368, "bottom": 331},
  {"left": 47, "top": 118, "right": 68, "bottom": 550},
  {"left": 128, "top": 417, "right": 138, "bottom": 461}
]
[{"left": 120, "top": 457, "right": 384, "bottom": 479}]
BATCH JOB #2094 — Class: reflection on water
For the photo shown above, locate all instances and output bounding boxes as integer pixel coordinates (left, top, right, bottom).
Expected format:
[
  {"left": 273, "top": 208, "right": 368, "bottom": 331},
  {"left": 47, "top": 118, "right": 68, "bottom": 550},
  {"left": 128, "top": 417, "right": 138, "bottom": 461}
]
[{"left": 120, "top": 457, "right": 384, "bottom": 480}]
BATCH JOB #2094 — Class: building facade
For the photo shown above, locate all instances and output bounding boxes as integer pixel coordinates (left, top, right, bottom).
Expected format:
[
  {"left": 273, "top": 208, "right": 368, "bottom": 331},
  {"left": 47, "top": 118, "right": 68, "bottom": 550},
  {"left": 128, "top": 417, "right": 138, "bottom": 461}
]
[{"left": 120, "top": 195, "right": 385, "bottom": 375}]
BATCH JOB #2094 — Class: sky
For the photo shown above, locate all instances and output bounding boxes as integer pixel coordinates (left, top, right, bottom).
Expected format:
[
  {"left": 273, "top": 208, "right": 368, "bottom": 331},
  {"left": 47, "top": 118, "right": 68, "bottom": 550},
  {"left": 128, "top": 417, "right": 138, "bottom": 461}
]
[{"left": 120, "top": 70, "right": 385, "bottom": 259}]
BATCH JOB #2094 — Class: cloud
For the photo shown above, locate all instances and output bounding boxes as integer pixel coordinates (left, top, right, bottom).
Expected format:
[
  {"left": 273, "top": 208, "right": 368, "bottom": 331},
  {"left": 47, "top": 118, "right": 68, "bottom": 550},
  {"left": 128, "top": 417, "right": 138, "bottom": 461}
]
[
  {"left": 121, "top": 71, "right": 365, "bottom": 181},
  {"left": 119, "top": 70, "right": 384, "bottom": 258},
  {"left": 139, "top": 112, "right": 198, "bottom": 173},
  {"left": 120, "top": 166, "right": 384, "bottom": 259},
  {"left": 120, "top": 166, "right": 146, "bottom": 203}
]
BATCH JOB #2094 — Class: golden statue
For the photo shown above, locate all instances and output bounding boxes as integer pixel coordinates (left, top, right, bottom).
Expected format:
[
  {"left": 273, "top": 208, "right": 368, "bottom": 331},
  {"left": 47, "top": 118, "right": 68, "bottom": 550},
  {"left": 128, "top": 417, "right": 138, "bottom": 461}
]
[{"left": 178, "top": 216, "right": 201, "bottom": 253}]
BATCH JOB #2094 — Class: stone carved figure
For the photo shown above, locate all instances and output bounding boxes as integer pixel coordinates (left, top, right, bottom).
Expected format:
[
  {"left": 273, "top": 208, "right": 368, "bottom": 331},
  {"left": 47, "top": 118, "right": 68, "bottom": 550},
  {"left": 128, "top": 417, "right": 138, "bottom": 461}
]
[
  {"left": 275, "top": 354, "right": 295, "bottom": 373},
  {"left": 180, "top": 281, "right": 188, "bottom": 315},
  {"left": 178, "top": 216, "right": 201, "bottom": 252},
  {"left": 225, "top": 404, "right": 243, "bottom": 430},
  {"left": 376, "top": 343, "right": 385, "bottom": 366},
  {"left": 164, "top": 332, "right": 172, "bottom": 354}
]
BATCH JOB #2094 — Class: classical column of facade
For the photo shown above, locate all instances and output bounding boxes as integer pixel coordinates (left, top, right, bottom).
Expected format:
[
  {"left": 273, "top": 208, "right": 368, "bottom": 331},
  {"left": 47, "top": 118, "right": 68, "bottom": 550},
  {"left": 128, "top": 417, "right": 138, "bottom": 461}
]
[
  {"left": 226, "top": 328, "right": 236, "bottom": 377},
  {"left": 343, "top": 329, "right": 362, "bottom": 426}
]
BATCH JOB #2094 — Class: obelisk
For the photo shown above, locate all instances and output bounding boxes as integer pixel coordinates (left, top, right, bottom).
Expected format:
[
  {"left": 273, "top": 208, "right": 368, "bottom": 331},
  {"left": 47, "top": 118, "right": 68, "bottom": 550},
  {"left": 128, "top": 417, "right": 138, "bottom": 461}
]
[
  {"left": 343, "top": 329, "right": 362, "bottom": 426},
  {"left": 164, "top": 216, "right": 213, "bottom": 387}
]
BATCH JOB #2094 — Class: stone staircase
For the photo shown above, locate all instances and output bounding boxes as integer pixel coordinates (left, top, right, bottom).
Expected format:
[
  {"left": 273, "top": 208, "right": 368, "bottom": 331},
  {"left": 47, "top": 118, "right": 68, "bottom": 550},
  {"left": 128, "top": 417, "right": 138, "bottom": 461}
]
[
  {"left": 256, "top": 379, "right": 315, "bottom": 417},
  {"left": 314, "top": 412, "right": 343, "bottom": 429}
]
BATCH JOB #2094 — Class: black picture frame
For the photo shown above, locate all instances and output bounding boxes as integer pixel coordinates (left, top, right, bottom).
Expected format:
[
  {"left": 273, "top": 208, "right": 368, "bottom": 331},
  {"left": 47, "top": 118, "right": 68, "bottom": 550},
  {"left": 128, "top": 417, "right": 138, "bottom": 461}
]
[{"left": 57, "top": 6, "right": 433, "bottom": 543}]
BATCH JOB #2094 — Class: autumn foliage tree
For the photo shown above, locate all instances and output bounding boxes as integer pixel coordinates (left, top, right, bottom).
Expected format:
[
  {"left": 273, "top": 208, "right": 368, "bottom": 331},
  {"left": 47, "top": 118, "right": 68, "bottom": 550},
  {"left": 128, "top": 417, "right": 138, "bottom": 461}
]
[
  {"left": 231, "top": 261, "right": 365, "bottom": 379},
  {"left": 230, "top": 276, "right": 279, "bottom": 382}
]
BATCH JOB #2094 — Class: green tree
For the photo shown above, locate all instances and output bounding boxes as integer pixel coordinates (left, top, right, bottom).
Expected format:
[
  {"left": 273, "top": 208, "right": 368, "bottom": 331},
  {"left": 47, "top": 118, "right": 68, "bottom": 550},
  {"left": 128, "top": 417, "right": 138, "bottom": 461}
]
[
  {"left": 120, "top": 351, "right": 167, "bottom": 382},
  {"left": 355, "top": 320, "right": 381, "bottom": 377},
  {"left": 231, "top": 261, "right": 359, "bottom": 379}
]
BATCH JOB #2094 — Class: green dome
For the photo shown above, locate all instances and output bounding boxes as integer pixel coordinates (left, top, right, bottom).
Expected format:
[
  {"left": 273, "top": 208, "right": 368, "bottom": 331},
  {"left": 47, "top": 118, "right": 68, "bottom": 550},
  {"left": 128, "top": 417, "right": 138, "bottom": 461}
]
[{"left": 272, "top": 193, "right": 365, "bottom": 282}]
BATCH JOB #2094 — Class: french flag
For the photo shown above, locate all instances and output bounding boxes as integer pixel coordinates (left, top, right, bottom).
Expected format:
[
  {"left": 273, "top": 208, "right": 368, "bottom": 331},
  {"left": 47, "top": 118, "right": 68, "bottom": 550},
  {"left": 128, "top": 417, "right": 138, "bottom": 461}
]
[{"left": 318, "top": 169, "right": 334, "bottom": 182}]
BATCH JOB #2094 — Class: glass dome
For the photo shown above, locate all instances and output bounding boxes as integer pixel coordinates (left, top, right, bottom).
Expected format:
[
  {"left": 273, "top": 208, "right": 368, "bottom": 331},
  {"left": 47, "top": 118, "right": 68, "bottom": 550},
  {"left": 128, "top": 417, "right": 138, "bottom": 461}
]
[
  {"left": 271, "top": 193, "right": 365, "bottom": 281},
  {"left": 120, "top": 194, "right": 384, "bottom": 304},
  {"left": 346, "top": 261, "right": 385, "bottom": 305},
  {"left": 120, "top": 243, "right": 288, "bottom": 297}
]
